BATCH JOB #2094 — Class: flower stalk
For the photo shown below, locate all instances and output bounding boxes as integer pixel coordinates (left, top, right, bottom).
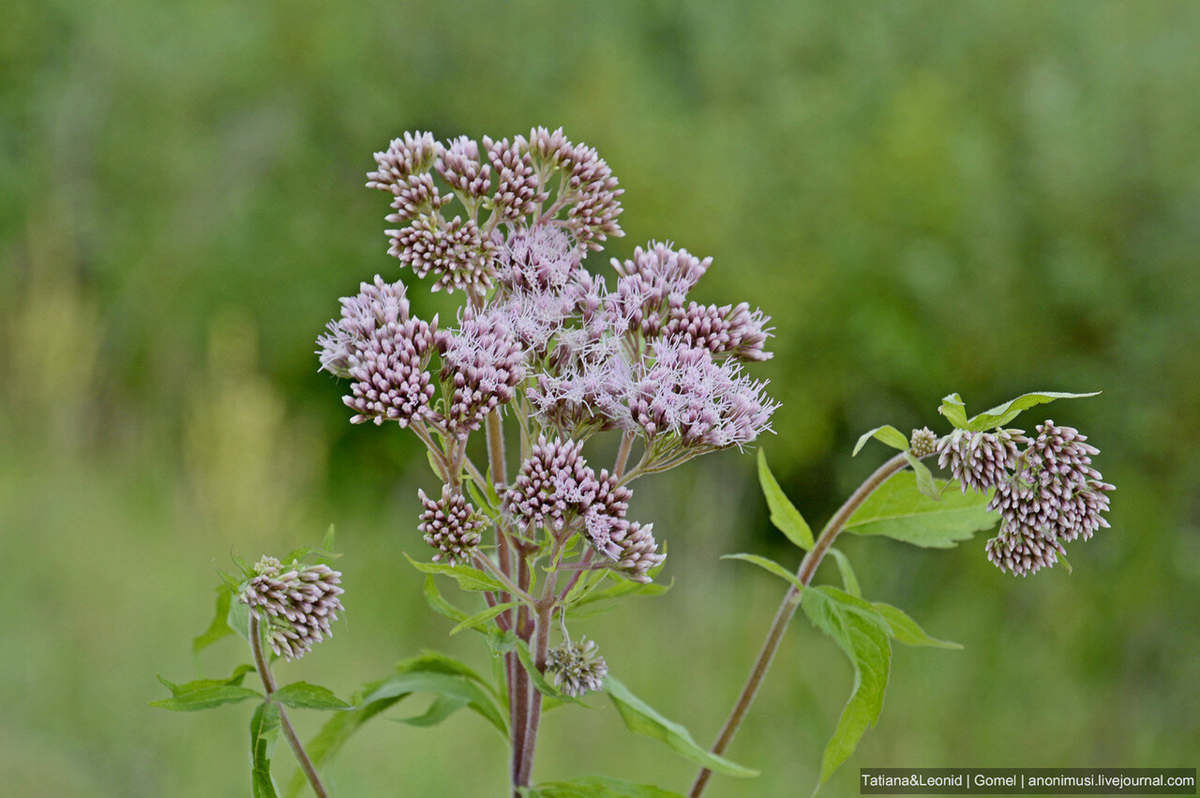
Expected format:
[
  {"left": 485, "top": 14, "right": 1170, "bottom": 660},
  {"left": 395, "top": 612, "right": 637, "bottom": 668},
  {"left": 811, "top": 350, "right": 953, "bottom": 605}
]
[{"left": 249, "top": 613, "right": 330, "bottom": 798}]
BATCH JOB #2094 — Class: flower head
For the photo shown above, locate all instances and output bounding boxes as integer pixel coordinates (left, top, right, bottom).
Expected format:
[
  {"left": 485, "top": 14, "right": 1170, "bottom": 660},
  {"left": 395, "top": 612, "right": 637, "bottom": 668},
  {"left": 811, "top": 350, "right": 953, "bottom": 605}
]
[
  {"left": 546, "top": 637, "right": 608, "bottom": 697},
  {"left": 241, "top": 557, "right": 344, "bottom": 660},
  {"left": 436, "top": 136, "right": 491, "bottom": 198},
  {"left": 661, "top": 301, "right": 773, "bottom": 362},
  {"left": 366, "top": 132, "right": 442, "bottom": 191},
  {"left": 317, "top": 276, "right": 437, "bottom": 427},
  {"left": 484, "top": 136, "right": 545, "bottom": 222},
  {"left": 909, "top": 427, "right": 938, "bottom": 458},
  {"left": 434, "top": 308, "right": 526, "bottom": 438},
  {"left": 936, "top": 428, "right": 1022, "bottom": 494},
  {"left": 630, "top": 341, "right": 776, "bottom": 450},
  {"left": 388, "top": 215, "right": 497, "bottom": 295},
  {"left": 985, "top": 421, "right": 1113, "bottom": 576},
  {"left": 419, "top": 486, "right": 485, "bottom": 565}
]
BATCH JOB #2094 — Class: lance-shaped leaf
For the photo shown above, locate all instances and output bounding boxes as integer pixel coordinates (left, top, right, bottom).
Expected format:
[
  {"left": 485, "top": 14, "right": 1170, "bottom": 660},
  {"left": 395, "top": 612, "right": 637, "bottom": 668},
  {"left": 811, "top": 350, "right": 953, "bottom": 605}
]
[
  {"left": 394, "top": 694, "right": 468, "bottom": 727},
  {"left": 283, "top": 651, "right": 504, "bottom": 797},
  {"left": 271, "top": 682, "right": 352, "bottom": 711},
  {"left": 603, "top": 677, "right": 759, "bottom": 778},
  {"left": 843, "top": 472, "right": 996, "bottom": 548},
  {"left": 528, "top": 776, "right": 686, "bottom": 797},
  {"left": 852, "top": 426, "right": 909, "bottom": 457},
  {"left": 150, "top": 664, "right": 261, "bottom": 712},
  {"left": 403, "top": 552, "right": 508, "bottom": 593},
  {"left": 801, "top": 586, "right": 892, "bottom": 789},
  {"left": 904, "top": 451, "right": 941, "bottom": 501},
  {"left": 192, "top": 587, "right": 234, "bottom": 658},
  {"left": 721, "top": 553, "right": 804, "bottom": 592},
  {"left": 966, "top": 391, "right": 1100, "bottom": 431},
  {"left": 938, "top": 393, "right": 969, "bottom": 430},
  {"left": 250, "top": 701, "right": 281, "bottom": 798},
  {"left": 450, "top": 601, "right": 521, "bottom": 636},
  {"left": 757, "top": 449, "right": 814, "bottom": 550},
  {"left": 871, "top": 603, "right": 962, "bottom": 650},
  {"left": 826, "top": 549, "right": 861, "bottom": 597},
  {"left": 283, "top": 678, "right": 403, "bottom": 798}
]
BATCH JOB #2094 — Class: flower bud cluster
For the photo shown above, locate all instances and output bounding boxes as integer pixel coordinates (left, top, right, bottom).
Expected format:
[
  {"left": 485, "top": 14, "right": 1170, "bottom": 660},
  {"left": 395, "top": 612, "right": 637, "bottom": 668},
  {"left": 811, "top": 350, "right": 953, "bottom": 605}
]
[
  {"left": 317, "top": 275, "right": 436, "bottom": 427},
  {"left": 936, "top": 421, "right": 1113, "bottom": 576},
  {"left": 241, "top": 556, "right": 344, "bottom": 660},
  {"left": 985, "top": 421, "right": 1113, "bottom": 576},
  {"left": 546, "top": 637, "right": 608, "bottom": 697},
  {"left": 418, "top": 486, "right": 485, "bottom": 566}
]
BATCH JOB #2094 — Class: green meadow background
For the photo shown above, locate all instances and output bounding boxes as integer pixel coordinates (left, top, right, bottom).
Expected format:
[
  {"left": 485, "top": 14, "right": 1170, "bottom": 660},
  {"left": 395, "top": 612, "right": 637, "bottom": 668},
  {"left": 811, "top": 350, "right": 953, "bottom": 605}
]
[{"left": 2, "top": 1, "right": 1198, "bottom": 795}]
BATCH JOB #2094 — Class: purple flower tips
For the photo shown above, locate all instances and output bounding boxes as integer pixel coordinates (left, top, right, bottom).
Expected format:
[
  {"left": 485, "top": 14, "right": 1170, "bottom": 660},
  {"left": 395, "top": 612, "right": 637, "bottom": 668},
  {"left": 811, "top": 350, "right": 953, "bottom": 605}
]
[
  {"left": 241, "top": 556, "right": 345, "bottom": 660},
  {"left": 419, "top": 486, "right": 485, "bottom": 566},
  {"left": 546, "top": 637, "right": 608, "bottom": 697}
]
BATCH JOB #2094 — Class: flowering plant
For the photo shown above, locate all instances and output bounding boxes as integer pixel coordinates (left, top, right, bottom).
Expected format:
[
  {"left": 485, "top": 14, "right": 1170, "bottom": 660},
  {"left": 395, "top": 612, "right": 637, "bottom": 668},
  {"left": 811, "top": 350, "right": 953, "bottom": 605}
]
[{"left": 154, "top": 129, "right": 1112, "bottom": 797}]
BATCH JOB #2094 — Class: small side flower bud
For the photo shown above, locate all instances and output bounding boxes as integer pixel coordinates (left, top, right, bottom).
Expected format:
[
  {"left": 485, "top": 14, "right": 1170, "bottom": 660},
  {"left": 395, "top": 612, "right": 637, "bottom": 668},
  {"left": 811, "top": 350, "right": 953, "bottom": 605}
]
[
  {"left": 545, "top": 637, "right": 609, "bottom": 697},
  {"left": 241, "top": 557, "right": 345, "bottom": 660},
  {"left": 418, "top": 486, "right": 485, "bottom": 566},
  {"left": 909, "top": 427, "right": 938, "bottom": 458}
]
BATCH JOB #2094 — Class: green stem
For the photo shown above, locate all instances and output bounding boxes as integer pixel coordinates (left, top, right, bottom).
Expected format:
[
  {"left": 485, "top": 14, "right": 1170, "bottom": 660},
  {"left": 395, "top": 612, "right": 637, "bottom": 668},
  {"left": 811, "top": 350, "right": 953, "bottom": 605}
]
[
  {"left": 688, "top": 451, "right": 914, "bottom": 797},
  {"left": 248, "top": 613, "right": 329, "bottom": 798}
]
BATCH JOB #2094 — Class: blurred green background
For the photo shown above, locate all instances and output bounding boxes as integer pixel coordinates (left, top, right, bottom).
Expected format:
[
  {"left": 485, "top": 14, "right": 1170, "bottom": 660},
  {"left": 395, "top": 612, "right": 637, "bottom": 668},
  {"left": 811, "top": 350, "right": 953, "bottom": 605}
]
[{"left": 2, "top": 0, "right": 1198, "bottom": 795}]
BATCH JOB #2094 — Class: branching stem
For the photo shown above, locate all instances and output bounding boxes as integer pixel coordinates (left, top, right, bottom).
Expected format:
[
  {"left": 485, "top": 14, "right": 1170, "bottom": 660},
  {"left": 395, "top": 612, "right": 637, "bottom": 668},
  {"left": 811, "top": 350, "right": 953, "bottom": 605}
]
[{"left": 688, "top": 451, "right": 916, "bottom": 797}]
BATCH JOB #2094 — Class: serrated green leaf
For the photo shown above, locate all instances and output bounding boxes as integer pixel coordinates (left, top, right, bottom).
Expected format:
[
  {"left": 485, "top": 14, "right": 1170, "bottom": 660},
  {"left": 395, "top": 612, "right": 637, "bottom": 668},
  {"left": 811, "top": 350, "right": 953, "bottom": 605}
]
[
  {"left": 151, "top": 664, "right": 261, "bottom": 711},
  {"left": 603, "top": 677, "right": 759, "bottom": 778},
  {"left": 250, "top": 701, "right": 281, "bottom": 798},
  {"left": 216, "top": 567, "right": 243, "bottom": 595},
  {"left": 904, "top": 451, "right": 941, "bottom": 501},
  {"left": 1058, "top": 550, "right": 1073, "bottom": 575},
  {"left": 826, "top": 549, "right": 861, "bottom": 597},
  {"left": 801, "top": 586, "right": 892, "bottom": 789},
  {"left": 852, "top": 425, "right": 909, "bottom": 457},
  {"left": 843, "top": 471, "right": 996, "bottom": 548},
  {"left": 967, "top": 391, "right": 1100, "bottom": 432},
  {"left": 272, "top": 682, "right": 352, "bottom": 711},
  {"left": 871, "top": 603, "right": 962, "bottom": 649},
  {"left": 192, "top": 588, "right": 234, "bottom": 659},
  {"left": 403, "top": 552, "right": 506, "bottom": 592},
  {"left": 396, "top": 650, "right": 493, "bottom": 689},
  {"left": 531, "top": 777, "right": 686, "bottom": 797},
  {"left": 450, "top": 601, "right": 521, "bottom": 636},
  {"left": 283, "top": 678, "right": 405, "bottom": 798},
  {"left": 721, "top": 553, "right": 803, "bottom": 592},
  {"left": 938, "top": 393, "right": 969, "bottom": 430},
  {"left": 757, "top": 449, "right": 813, "bottom": 550}
]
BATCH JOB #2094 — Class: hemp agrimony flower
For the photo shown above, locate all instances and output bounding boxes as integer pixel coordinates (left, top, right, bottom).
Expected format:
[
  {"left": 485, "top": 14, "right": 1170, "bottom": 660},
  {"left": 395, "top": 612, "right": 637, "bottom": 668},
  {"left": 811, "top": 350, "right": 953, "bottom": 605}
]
[
  {"left": 936, "top": 427, "right": 1022, "bottom": 494},
  {"left": 240, "top": 556, "right": 345, "bottom": 660},
  {"left": 418, "top": 486, "right": 485, "bottom": 566},
  {"left": 546, "top": 637, "right": 609, "bottom": 697}
]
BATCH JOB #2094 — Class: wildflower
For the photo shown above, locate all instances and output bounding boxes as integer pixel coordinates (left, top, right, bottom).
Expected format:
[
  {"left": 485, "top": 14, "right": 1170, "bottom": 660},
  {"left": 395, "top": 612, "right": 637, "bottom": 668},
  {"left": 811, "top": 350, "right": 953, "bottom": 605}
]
[
  {"left": 484, "top": 135, "right": 545, "bottom": 221},
  {"left": 909, "top": 427, "right": 938, "bottom": 458},
  {"left": 660, "top": 301, "right": 773, "bottom": 362},
  {"left": 546, "top": 637, "right": 608, "bottom": 697},
  {"left": 418, "top": 486, "right": 485, "bottom": 565},
  {"left": 241, "top": 556, "right": 344, "bottom": 660},
  {"left": 505, "top": 437, "right": 628, "bottom": 535},
  {"left": 366, "top": 131, "right": 442, "bottom": 191},
  {"left": 388, "top": 215, "right": 497, "bottom": 294},
  {"left": 317, "top": 276, "right": 437, "bottom": 427},
  {"left": 936, "top": 428, "right": 1022, "bottom": 494},
  {"left": 630, "top": 341, "right": 777, "bottom": 450},
  {"left": 985, "top": 421, "right": 1113, "bottom": 576},
  {"left": 384, "top": 173, "right": 450, "bottom": 224},
  {"left": 494, "top": 226, "right": 582, "bottom": 295},
  {"left": 608, "top": 521, "right": 665, "bottom": 583},
  {"left": 434, "top": 308, "right": 526, "bottom": 438},
  {"left": 436, "top": 136, "right": 491, "bottom": 198}
]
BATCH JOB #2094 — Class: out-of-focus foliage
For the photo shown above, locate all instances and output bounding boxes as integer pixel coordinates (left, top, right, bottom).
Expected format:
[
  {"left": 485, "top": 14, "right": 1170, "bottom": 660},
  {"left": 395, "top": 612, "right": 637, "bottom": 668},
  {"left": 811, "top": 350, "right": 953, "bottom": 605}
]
[{"left": 1, "top": 1, "right": 1197, "bottom": 795}]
